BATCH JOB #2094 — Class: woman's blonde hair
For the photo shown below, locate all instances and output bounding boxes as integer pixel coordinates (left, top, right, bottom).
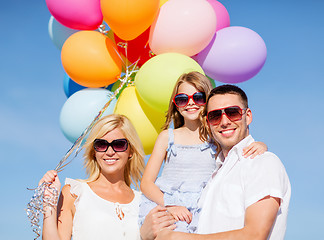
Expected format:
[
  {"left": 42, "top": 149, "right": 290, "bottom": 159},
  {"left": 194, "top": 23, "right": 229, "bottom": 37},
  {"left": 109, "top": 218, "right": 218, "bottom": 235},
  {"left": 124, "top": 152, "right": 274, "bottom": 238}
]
[
  {"left": 82, "top": 114, "right": 145, "bottom": 189},
  {"left": 162, "top": 71, "right": 213, "bottom": 138}
]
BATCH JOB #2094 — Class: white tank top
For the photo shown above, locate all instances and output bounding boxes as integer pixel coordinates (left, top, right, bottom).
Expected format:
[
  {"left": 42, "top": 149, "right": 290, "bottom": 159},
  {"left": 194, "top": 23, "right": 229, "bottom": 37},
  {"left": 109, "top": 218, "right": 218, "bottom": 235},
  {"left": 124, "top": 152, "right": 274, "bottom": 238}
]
[{"left": 65, "top": 178, "right": 141, "bottom": 240}]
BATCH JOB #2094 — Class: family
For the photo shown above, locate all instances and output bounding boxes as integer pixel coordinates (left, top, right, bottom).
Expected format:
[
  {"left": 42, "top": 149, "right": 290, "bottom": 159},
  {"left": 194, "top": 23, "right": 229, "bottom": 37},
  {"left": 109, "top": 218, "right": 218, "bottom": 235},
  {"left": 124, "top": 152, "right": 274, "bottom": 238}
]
[{"left": 39, "top": 72, "right": 291, "bottom": 240}]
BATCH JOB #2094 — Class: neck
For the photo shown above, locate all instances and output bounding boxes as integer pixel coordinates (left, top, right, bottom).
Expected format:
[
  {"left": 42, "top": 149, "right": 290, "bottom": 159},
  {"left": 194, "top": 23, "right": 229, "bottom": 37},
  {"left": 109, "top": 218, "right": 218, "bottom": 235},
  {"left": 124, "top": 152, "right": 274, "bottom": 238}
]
[
  {"left": 96, "top": 172, "right": 128, "bottom": 189},
  {"left": 221, "top": 148, "right": 231, "bottom": 159},
  {"left": 220, "top": 133, "right": 250, "bottom": 159},
  {"left": 183, "top": 119, "right": 200, "bottom": 131}
]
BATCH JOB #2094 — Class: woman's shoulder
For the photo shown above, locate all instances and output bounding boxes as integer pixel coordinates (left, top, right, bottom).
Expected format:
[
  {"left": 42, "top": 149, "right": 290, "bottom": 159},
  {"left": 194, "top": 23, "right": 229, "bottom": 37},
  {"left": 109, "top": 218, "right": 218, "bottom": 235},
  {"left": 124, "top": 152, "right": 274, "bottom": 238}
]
[{"left": 63, "top": 178, "right": 84, "bottom": 199}]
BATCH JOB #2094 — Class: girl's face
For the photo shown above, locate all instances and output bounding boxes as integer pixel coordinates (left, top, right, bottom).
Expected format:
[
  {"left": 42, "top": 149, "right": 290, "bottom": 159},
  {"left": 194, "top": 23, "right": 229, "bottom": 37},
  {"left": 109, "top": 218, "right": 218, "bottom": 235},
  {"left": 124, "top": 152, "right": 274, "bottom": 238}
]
[
  {"left": 94, "top": 127, "right": 131, "bottom": 179},
  {"left": 176, "top": 82, "right": 205, "bottom": 121}
]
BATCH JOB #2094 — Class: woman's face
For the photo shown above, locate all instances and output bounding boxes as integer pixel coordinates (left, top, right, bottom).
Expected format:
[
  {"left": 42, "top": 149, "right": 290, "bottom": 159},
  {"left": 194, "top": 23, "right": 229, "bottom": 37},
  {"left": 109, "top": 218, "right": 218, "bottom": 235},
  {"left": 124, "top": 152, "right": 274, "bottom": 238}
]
[
  {"left": 176, "top": 82, "right": 205, "bottom": 121},
  {"left": 94, "top": 127, "right": 131, "bottom": 178}
]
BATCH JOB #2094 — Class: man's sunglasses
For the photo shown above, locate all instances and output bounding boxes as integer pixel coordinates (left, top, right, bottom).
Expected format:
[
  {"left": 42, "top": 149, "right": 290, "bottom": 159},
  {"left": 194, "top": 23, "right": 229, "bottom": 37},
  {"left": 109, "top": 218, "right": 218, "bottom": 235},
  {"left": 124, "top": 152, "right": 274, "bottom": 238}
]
[
  {"left": 93, "top": 138, "right": 128, "bottom": 152},
  {"left": 173, "top": 92, "right": 206, "bottom": 108},
  {"left": 207, "top": 106, "right": 247, "bottom": 125}
]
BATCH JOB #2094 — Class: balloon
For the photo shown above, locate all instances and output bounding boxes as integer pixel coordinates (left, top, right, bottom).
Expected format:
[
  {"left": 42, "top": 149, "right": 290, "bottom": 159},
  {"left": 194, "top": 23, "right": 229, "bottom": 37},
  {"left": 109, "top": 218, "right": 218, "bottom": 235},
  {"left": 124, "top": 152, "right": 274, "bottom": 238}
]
[
  {"left": 135, "top": 53, "right": 204, "bottom": 112},
  {"left": 160, "top": 0, "right": 169, "bottom": 7},
  {"left": 101, "top": 0, "right": 160, "bottom": 41},
  {"left": 114, "top": 86, "right": 165, "bottom": 155},
  {"left": 48, "top": 16, "right": 79, "bottom": 50},
  {"left": 114, "top": 27, "right": 153, "bottom": 67},
  {"left": 196, "top": 27, "right": 267, "bottom": 83},
  {"left": 149, "top": 0, "right": 216, "bottom": 56},
  {"left": 207, "top": 0, "right": 230, "bottom": 31},
  {"left": 60, "top": 88, "right": 117, "bottom": 143},
  {"left": 63, "top": 73, "right": 86, "bottom": 98},
  {"left": 45, "top": 0, "right": 103, "bottom": 30},
  {"left": 61, "top": 31, "right": 122, "bottom": 88}
]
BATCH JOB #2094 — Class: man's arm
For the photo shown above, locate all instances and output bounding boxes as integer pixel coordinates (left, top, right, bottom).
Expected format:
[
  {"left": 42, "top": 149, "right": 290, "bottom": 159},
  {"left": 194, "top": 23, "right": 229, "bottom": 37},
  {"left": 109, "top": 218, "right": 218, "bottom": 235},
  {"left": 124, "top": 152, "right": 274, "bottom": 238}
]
[{"left": 156, "top": 195, "right": 280, "bottom": 240}]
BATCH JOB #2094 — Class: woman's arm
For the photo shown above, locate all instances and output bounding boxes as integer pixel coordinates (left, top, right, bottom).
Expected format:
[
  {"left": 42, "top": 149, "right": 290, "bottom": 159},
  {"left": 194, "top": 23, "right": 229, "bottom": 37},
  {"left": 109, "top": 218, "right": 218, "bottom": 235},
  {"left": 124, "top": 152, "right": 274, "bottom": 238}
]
[
  {"left": 140, "top": 130, "right": 169, "bottom": 206},
  {"left": 40, "top": 171, "right": 74, "bottom": 240}
]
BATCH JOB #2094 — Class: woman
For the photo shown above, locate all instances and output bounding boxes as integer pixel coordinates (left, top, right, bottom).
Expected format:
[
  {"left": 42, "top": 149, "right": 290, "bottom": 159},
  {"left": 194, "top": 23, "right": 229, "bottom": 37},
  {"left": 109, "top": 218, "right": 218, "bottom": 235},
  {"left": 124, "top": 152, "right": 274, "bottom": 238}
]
[{"left": 39, "top": 114, "right": 145, "bottom": 240}]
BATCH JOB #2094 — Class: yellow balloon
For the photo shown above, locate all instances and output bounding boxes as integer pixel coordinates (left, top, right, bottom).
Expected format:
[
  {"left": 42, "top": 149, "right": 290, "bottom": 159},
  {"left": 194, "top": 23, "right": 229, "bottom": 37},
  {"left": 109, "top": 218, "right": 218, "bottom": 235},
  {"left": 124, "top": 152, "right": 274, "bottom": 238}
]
[
  {"left": 114, "top": 86, "right": 165, "bottom": 155},
  {"left": 61, "top": 31, "right": 122, "bottom": 88},
  {"left": 160, "top": 0, "right": 169, "bottom": 7}
]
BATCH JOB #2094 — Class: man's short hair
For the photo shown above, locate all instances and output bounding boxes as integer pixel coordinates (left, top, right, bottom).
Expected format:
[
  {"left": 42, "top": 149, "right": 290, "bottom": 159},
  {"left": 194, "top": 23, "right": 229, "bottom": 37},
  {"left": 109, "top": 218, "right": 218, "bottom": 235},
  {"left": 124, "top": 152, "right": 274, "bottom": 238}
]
[{"left": 207, "top": 84, "right": 248, "bottom": 108}]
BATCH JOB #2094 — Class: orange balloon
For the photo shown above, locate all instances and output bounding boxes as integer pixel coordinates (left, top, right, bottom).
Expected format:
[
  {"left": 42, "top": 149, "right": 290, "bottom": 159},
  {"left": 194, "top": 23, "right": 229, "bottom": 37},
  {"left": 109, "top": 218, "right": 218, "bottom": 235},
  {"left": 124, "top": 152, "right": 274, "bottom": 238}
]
[
  {"left": 61, "top": 31, "right": 122, "bottom": 88},
  {"left": 101, "top": 0, "right": 160, "bottom": 41}
]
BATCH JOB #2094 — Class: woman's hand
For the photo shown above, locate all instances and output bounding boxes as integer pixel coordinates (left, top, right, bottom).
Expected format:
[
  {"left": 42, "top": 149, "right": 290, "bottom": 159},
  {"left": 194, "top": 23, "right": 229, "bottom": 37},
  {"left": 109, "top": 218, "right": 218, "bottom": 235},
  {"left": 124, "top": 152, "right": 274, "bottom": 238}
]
[
  {"left": 166, "top": 205, "right": 192, "bottom": 224},
  {"left": 243, "top": 141, "right": 268, "bottom": 159},
  {"left": 39, "top": 170, "right": 61, "bottom": 214},
  {"left": 39, "top": 170, "right": 61, "bottom": 191}
]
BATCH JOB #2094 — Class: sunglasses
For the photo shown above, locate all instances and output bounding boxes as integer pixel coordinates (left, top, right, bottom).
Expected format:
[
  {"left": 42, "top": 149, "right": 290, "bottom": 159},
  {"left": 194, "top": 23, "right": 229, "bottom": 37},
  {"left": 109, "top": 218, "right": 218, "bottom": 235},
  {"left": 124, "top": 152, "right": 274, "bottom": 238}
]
[
  {"left": 93, "top": 138, "right": 128, "bottom": 152},
  {"left": 173, "top": 92, "right": 206, "bottom": 107},
  {"left": 207, "top": 106, "right": 247, "bottom": 125}
]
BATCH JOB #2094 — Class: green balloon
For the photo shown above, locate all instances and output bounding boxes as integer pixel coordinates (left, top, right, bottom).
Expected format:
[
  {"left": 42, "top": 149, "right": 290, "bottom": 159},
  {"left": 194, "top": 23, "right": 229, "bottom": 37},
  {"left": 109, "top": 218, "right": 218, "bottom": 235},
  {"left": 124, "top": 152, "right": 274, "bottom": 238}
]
[{"left": 135, "top": 53, "right": 204, "bottom": 112}]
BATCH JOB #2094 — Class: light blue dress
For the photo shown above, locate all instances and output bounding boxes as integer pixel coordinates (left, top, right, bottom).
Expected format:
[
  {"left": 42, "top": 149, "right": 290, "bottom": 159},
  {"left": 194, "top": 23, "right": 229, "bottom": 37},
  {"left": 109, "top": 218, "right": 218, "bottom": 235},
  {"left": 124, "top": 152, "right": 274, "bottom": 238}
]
[{"left": 138, "top": 128, "right": 217, "bottom": 233}]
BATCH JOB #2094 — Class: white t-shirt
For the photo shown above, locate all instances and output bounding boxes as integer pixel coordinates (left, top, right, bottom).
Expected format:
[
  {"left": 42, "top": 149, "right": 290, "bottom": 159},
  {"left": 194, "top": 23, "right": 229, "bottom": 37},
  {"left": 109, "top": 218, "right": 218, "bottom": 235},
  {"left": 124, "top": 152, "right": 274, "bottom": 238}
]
[
  {"left": 65, "top": 178, "right": 141, "bottom": 240},
  {"left": 197, "top": 135, "right": 291, "bottom": 240}
]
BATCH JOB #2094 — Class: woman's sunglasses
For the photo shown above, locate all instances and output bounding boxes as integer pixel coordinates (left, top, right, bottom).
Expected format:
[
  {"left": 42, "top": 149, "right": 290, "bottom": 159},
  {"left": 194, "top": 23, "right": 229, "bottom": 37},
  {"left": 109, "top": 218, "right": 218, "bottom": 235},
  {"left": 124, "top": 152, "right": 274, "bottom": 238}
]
[
  {"left": 173, "top": 92, "right": 206, "bottom": 108},
  {"left": 207, "top": 106, "right": 247, "bottom": 125},
  {"left": 93, "top": 138, "right": 128, "bottom": 152}
]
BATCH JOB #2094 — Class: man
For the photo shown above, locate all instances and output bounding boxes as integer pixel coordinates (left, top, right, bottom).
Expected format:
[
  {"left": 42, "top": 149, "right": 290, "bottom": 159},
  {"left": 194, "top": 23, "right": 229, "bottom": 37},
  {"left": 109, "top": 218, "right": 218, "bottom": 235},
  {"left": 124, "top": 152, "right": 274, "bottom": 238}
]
[{"left": 141, "top": 84, "right": 291, "bottom": 240}]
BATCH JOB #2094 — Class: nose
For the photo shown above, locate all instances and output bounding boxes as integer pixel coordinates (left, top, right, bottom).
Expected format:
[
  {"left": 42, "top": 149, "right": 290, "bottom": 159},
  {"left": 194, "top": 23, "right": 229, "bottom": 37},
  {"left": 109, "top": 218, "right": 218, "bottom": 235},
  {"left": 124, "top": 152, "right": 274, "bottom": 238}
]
[
  {"left": 188, "top": 96, "right": 195, "bottom": 105},
  {"left": 219, "top": 112, "right": 231, "bottom": 126},
  {"left": 105, "top": 146, "right": 115, "bottom": 156}
]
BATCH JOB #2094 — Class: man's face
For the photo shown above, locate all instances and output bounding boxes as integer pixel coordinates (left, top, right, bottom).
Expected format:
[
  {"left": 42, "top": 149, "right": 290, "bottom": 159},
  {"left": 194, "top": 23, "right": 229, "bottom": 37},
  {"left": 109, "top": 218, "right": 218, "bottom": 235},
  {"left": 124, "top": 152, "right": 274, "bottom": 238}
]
[{"left": 207, "top": 93, "right": 252, "bottom": 156}]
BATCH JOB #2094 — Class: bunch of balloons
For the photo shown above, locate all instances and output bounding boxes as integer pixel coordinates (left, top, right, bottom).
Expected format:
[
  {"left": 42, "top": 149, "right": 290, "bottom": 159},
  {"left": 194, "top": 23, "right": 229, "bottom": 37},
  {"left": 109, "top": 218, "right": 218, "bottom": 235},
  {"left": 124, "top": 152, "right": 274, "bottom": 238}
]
[{"left": 46, "top": 0, "right": 267, "bottom": 155}]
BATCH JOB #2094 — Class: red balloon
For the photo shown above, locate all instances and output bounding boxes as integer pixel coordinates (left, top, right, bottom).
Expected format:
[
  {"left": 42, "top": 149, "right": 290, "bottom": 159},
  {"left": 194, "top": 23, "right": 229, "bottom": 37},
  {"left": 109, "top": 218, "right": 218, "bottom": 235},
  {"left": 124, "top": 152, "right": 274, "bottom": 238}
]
[{"left": 114, "top": 28, "right": 153, "bottom": 67}]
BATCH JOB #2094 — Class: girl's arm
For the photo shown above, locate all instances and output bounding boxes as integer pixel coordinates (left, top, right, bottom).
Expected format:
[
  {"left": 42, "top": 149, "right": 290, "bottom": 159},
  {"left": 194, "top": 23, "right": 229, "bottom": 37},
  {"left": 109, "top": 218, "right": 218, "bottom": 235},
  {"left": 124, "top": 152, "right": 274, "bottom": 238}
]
[
  {"left": 140, "top": 130, "right": 169, "bottom": 206},
  {"left": 40, "top": 171, "right": 74, "bottom": 240},
  {"left": 243, "top": 141, "right": 268, "bottom": 159}
]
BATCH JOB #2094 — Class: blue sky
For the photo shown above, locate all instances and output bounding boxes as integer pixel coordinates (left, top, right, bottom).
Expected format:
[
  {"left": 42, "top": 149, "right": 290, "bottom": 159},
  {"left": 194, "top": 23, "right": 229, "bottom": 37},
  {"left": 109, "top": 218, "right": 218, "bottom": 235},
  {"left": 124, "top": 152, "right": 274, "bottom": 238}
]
[{"left": 1, "top": 0, "right": 323, "bottom": 239}]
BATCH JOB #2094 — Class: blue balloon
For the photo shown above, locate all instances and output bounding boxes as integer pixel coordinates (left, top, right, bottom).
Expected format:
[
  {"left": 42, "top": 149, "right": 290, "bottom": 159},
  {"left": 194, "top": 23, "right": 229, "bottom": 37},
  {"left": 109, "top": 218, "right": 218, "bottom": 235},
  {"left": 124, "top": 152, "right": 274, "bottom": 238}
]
[
  {"left": 48, "top": 16, "right": 79, "bottom": 50},
  {"left": 59, "top": 88, "right": 117, "bottom": 143},
  {"left": 63, "top": 73, "right": 86, "bottom": 98}
]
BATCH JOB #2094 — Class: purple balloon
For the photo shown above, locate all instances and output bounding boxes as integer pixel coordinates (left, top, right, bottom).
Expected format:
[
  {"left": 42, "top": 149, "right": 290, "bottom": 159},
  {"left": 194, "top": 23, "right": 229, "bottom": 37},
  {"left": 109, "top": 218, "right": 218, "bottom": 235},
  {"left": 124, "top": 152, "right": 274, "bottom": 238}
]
[{"left": 196, "top": 26, "right": 267, "bottom": 83}]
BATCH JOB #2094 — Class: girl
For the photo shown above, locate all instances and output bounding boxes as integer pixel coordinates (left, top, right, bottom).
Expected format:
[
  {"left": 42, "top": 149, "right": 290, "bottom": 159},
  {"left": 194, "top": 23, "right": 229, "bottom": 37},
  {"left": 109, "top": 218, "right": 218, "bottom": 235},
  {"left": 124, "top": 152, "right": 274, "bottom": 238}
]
[
  {"left": 39, "top": 114, "right": 145, "bottom": 240},
  {"left": 138, "top": 72, "right": 267, "bottom": 233}
]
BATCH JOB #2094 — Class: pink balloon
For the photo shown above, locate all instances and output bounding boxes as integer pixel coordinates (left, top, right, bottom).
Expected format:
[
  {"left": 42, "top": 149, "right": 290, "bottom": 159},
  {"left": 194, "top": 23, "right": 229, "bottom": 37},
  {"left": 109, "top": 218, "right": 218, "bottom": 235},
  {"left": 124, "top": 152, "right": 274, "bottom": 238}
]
[
  {"left": 207, "top": 0, "right": 230, "bottom": 31},
  {"left": 196, "top": 26, "right": 267, "bottom": 83},
  {"left": 45, "top": 0, "right": 103, "bottom": 30},
  {"left": 149, "top": 0, "right": 216, "bottom": 56}
]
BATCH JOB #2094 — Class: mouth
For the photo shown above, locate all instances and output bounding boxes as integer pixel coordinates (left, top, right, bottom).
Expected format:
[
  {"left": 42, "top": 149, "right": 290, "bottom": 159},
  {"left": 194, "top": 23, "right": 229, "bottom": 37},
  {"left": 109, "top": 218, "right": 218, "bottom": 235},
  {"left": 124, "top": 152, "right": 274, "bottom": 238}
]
[
  {"left": 185, "top": 107, "right": 200, "bottom": 112},
  {"left": 219, "top": 128, "right": 236, "bottom": 137},
  {"left": 104, "top": 159, "right": 118, "bottom": 165}
]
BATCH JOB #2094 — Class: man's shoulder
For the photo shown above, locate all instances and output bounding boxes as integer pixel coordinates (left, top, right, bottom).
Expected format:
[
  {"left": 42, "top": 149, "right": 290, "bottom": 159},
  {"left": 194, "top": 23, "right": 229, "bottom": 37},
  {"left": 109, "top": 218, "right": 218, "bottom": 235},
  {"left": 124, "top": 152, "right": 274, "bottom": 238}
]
[{"left": 242, "top": 151, "right": 285, "bottom": 171}]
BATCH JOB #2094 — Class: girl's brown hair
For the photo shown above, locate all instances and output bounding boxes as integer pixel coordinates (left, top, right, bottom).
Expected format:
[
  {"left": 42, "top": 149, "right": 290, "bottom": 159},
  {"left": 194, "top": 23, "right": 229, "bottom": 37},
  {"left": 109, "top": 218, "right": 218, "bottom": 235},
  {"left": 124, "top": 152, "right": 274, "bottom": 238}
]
[{"left": 162, "top": 72, "right": 213, "bottom": 141}]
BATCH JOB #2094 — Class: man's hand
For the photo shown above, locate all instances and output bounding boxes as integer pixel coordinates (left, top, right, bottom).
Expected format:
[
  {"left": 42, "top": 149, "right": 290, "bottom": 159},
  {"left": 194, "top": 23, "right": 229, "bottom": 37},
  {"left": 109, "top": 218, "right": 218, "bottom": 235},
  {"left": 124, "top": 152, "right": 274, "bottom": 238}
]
[{"left": 140, "top": 205, "right": 176, "bottom": 240}]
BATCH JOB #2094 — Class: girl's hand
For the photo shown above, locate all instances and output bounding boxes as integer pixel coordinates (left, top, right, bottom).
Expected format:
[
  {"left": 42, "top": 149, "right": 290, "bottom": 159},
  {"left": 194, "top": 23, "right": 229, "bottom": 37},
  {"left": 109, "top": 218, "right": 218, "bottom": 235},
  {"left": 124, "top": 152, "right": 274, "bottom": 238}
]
[
  {"left": 243, "top": 141, "right": 268, "bottom": 159},
  {"left": 166, "top": 205, "right": 192, "bottom": 224}
]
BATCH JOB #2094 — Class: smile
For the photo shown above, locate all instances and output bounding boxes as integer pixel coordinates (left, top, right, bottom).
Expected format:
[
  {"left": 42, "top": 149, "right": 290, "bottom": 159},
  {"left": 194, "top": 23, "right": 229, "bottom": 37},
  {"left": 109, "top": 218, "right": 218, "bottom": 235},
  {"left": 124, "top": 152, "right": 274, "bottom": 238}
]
[
  {"left": 104, "top": 159, "right": 118, "bottom": 164},
  {"left": 185, "top": 107, "right": 200, "bottom": 112},
  {"left": 219, "top": 129, "right": 235, "bottom": 136}
]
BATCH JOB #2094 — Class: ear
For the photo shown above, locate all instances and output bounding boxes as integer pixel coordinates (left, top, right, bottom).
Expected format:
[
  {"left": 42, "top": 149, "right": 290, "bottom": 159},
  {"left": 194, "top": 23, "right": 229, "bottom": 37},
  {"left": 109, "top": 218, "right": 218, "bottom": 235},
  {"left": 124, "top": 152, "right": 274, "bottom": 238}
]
[{"left": 246, "top": 108, "right": 253, "bottom": 126}]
